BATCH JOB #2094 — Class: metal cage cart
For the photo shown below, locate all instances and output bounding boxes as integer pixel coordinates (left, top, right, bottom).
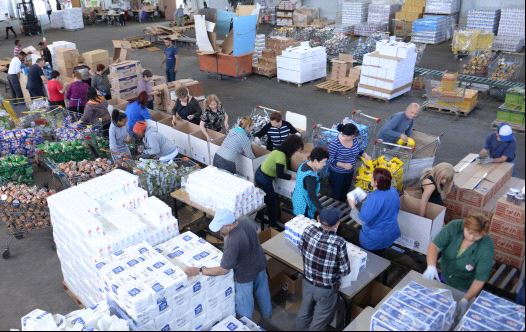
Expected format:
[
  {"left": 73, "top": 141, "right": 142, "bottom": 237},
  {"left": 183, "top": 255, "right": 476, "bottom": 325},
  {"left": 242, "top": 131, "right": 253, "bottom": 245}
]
[
  {"left": 372, "top": 130, "right": 443, "bottom": 189},
  {"left": 423, "top": 74, "right": 467, "bottom": 118}
]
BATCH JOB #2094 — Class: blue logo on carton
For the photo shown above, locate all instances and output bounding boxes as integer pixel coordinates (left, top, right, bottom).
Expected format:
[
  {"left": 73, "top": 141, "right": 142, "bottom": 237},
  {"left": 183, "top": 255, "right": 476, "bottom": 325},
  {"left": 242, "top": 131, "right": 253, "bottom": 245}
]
[
  {"left": 152, "top": 283, "right": 164, "bottom": 293},
  {"left": 114, "top": 250, "right": 123, "bottom": 256},
  {"left": 128, "top": 288, "right": 141, "bottom": 296},
  {"left": 198, "top": 238, "right": 206, "bottom": 244},
  {"left": 111, "top": 284, "right": 119, "bottom": 294},
  {"left": 225, "top": 287, "right": 233, "bottom": 297},
  {"left": 193, "top": 281, "right": 202, "bottom": 293},
  {"left": 183, "top": 235, "right": 192, "bottom": 241},
  {"left": 164, "top": 268, "right": 175, "bottom": 276},
  {"left": 95, "top": 262, "right": 106, "bottom": 270},
  {"left": 153, "top": 261, "right": 165, "bottom": 269},
  {"left": 158, "top": 298, "right": 168, "bottom": 312},
  {"left": 161, "top": 324, "right": 171, "bottom": 331},
  {"left": 72, "top": 317, "right": 85, "bottom": 325},
  {"left": 138, "top": 247, "right": 148, "bottom": 254},
  {"left": 112, "top": 266, "right": 124, "bottom": 274},
  {"left": 82, "top": 327, "right": 94, "bottom": 331},
  {"left": 194, "top": 304, "right": 203, "bottom": 315},
  {"left": 168, "top": 250, "right": 184, "bottom": 258},
  {"left": 127, "top": 259, "right": 139, "bottom": 267},
  {"left": 227, "top": 322, "right": 238, "bottom": 331}
]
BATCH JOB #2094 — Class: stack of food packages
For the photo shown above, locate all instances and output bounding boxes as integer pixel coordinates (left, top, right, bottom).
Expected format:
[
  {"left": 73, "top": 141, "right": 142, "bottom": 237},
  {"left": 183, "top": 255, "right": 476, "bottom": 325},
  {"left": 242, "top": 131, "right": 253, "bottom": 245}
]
[
  {"left": 466, "top": 9, "right": 500, "bottom": 34},
  {"left": 63, "top": 7, "right": 84, "bottom": 31},
  {"left": 393, "top": 0, "right": 425, "bottom": 37},
  {"left": 488, "top": 53, "right": 523, "bottom": 81},
  {"left": 50, "top": 10, "right": 65, "bottom": 29},
  {"left": 351, "top": 32, "right": 387, "bottom": 62},
  {"left": 341, "top": 0, "right": 369, "bottom": 30},
  {"left": 109, "top": 61, "right": 142, "bottom": 101},
  {"left": 47, "top": 41, "right": 77, "bottom": 74},
  {"left": 98, "top": 232, "right": 235, "bottom": 331},
  {"left": 452, "top": 29, "right": 494, "bottom": 54},
  {"left": 456, "top": 291, "right": 525, "bottom": 330},
  {"left": 47, "top": 170, "right": 180, "bottom": 306},
  {"left": 493, "top": 8, "right": 525, "bottom": 52},
  {"left": 460, "top": 50, "right": 492, "bottom": 76},
  {"left": 55, "top": 47, "right": 83, "bottom": 77},
  {"left": 185, "top": 166, "right": 265, "bottom": 218},
  {"left": 0, "top": 183, "right": 55, "bottom": 232},
  {"left": 277, "top": 42, "right": 327, "bottom": 85},
  {"left": 0, "top": 155, "right": 33, "bottom": 185},
  {"left": 37, "top": 140, "right": 92, "bottom": 163},
  {"left": 211, "top": 316, "right": 263, "bottom": 331},
  {"left": 134, "top": 158, "right": 199, "bottom": 200},
  {"left": 285, "top": 215, "right": 367, "bottom": 286},
  {"left": 253, "top": 36, "right": 299, "bottom": 78},
  {"left": 253, "top": 34, "right": 266, "bottom": 65},
  {"left": 411, "top": 16, "right": 450, "bottom": 44},
  {"left": 356, "top": 156, "right": 404, "bottom": 193},
  {"left": 329, "top": 54, "right": 361, "bottom": 88},
  {"left": 20, "top": 303, "right": 129, "bottom": 331},
  {"left": 0, "top": 128, "right": 44, "bottom": 157},
  {"left": 371, "top": 281, "right": 456, "bottom": 331},
  {"left": 58, "top": 158, "right": 114, "bottom": 186},
  {"left": 424, "top": 0, "right": 460, "bottom": 15},
  {"left": 432, "top": 72, "right": 479, "bottom": 113}
]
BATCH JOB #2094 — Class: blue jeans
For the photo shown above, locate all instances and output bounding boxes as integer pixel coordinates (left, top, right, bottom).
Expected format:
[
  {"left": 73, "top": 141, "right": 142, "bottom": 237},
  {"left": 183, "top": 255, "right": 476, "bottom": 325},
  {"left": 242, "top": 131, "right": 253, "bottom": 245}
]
[
  {"left": 329, "top": 169, "right": 354, "bottom": 202},
  {"left": 235, "top": 270, "right": 272, "bottom": 320},
  {"left": 166, "top": 63, "right": 176, "bottom": 82}
]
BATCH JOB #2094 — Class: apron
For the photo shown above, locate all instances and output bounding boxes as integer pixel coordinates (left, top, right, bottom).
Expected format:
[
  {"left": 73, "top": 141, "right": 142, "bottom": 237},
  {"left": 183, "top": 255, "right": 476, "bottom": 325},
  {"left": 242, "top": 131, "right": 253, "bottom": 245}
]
[{"left": 292, "top": 161, "right": 320, "bottom": 219}]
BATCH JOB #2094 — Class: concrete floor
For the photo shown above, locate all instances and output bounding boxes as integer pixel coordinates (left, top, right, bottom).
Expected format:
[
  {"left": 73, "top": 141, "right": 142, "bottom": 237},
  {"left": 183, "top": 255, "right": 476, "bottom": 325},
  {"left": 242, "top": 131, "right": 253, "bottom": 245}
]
[{"left": 0, "top": 21, "right": 524, "bottom": 330}]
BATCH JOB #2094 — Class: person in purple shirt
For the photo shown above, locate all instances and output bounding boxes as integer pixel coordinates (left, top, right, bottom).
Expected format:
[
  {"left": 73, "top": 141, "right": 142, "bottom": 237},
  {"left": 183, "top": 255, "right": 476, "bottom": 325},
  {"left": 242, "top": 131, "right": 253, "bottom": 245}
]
[
  {"left": 66, "top": 72, "right": 90, "bottom": 114},
  {"left": 125, "top": 91, "right": 151, "bottom": 133}
]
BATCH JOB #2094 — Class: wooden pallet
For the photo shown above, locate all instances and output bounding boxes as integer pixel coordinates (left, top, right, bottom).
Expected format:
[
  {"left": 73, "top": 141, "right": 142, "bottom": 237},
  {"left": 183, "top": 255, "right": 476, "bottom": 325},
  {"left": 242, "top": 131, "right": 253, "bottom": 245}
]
[
  {"left": 492, "top": 120, "right": 525, "bottom": 133},
  {"left": 315, "top": 80, "right": 356, "bottom": 95},
  {"left": 356, "top": 91, "right": 409, "bottom": 103},
  {"left": 424, "top": 103, "right": 474, "bottom": 117},
  {"left": 62, "top": 281, "right": 85, "bottom": 308},
  {"left": 276, "top": 77, "right": 323, "bottom": 87}
]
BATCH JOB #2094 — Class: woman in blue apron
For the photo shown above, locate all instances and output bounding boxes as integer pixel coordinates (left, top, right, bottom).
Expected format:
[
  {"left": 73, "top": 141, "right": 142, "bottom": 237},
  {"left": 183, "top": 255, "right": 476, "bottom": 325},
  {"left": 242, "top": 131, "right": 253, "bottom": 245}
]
[{"left": 292, "top": 147, "right": 329, "bottom": 219}]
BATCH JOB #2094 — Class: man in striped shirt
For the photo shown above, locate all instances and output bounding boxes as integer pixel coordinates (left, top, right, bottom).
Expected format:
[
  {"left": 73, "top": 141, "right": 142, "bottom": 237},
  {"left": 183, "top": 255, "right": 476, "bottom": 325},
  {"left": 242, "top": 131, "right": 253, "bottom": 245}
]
[
  {"left": 296, "top": 207, "right": 351, "bottom": 331},
  {"left": 254, "top": 111, "right": 299, "bottom": 151}
]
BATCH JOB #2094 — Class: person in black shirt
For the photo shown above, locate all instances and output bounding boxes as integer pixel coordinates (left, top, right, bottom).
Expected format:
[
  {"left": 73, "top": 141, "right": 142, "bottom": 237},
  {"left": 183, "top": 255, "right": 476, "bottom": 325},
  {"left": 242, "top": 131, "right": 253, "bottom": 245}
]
[
  {"left": 171, "top": 86, "right": 202, "bottom": 125},
  {"left": 255, "top": 111, "right": 299, "bottom": 151},
  {"left": 26, "top": 58, "right": 47, "bottom": 97},
  {"left": 419, "top": 163, "right": 455, "bottom": 217},
  {"left": 38, "top": 42, "right": 53, "bottom": 69}
]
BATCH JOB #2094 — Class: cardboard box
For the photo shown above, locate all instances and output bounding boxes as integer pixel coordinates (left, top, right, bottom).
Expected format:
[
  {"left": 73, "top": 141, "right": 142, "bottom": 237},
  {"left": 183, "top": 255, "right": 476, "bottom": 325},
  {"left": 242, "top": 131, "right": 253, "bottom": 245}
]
[
  {"left": 491, "top": 233, "right": 525, "bottom": 258},
  {"left": 396, "top": 194, "right": 446, "bottom": 255},
  {"left": 235, "top": 144, "right": 270, "bottom": 182},
  {"left": 112, "top": 40, "right": 131, "bottom": 63},
  {"left": 158, "top": 118, "right": 200, "bottom": 156},
  {"left": 494, "top": 196, "right": 525, "bottom": 225},
  {"left": 258, "top": 228, "right": 280, "bottom": 244},
  {"left": 110, "top": 74, "right": 139, "bottom": 91},
  {"left": 109, "top": 60, "right": 141, "bottom": 78},
  {"left": 494, "top": 251, "right": 524, "bottom": 269},
  {"left": 353, "top": 281, "right": 392, "bottom": 308},
  {"left": 82, "top": 49, "right": 110, "bottom": 69},
  {"left": 453, "top": 154, "right": 513, "bottom": 209},
  {"left": 110, "top": 87, "right": 137, "bottom": 101},
  {"left": 490, "top": 216, "right": 525, "bottom": 242},
  {"left": 108, "top": 98, "right": 128, "bottom": 111},
  {"left": 279, "top": 268, "right": 303, "bottom": 296},
  {"left": 190, "top": 130, "right": 225, "bottom": 165}
]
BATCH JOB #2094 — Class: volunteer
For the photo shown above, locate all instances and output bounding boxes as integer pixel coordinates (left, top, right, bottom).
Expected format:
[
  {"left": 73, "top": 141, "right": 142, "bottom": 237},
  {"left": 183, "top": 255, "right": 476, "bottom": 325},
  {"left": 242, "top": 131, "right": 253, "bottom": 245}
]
[
  {"left": 125, "top": 91, "right": 151, "bottom": 133},
  {"left": 14, "top": 40, "right": 23, "bottom": 57},
  {"left": 184, "top": 209, "right": 272, "bottom": 321},
  {"left": 347, "top": 168, "right": 400, "bottom": 253},
  {"left": 161, "top": 37, "right": 179, "bottom": 82},
  {"left": 137, "top": 70, "right": 154, "bottom": 109},
  {"left": 5, "top": 14, "right": 17, "bottom": 39},
  {"left": 47, "top": 70, "right": 66, "bottom": 107},
  {"left": 479, "top": 123, "right": 516, "bottom": 164},
  {"left": 328, "top": 123, "right": 371, "bottom": 202},
  {"left": 26, "top": 58, "right": 47, "bottom": 98},
  {"left": 109, "top": 109, "right": 131, "bottom": 161},
  {"left": 200, "top": 94, "right": 229, "bottom": 141},
  {"left": 66, "top": 72, "right": 90, "bottom": 114},
  {"left": 254, "top": 111, "right": 299, "bottom": 151},
  {"left": 132, "top": 120, "right": 178, "bottom": 161},
  {"left": 255, "top": 135, "right": 303, "bottom": 228},
  {"left": 171, "top": 87, "right": 202, "bottom": 125},
  {"left": 44, "top": 0, "right": 52, "bottom": 22},
  {"left": 91, "top": 64, "right": 111, "bottom": 100},
  {"left": 38, "top": 41, "right": 52, "bottom": 68},
  {"left": 174, "top": 4, "right": 185, "bottom": 27},
  {"left": 419, "top": 163, "right": 455, "bottom": 216},
  {"left": 7, "top": 51, "right": 26, "bottom": 103},
  {"left": 295, "top": 208, "right": 351, "bottom": 331},
  {"left": 77, "top": 87, "right": 111, "bottom": 132},
  {"left": 213, "top": 117, "right": 255, "bottom": 174},
  {"left": 292, "top": 147, "right": 330, "bottom": 219},
  {"left": 423, "top": 214, "right": 494, "bottom": 316},
  {"left": 378, "top": 102, "right": 420, "bottom": 144}
]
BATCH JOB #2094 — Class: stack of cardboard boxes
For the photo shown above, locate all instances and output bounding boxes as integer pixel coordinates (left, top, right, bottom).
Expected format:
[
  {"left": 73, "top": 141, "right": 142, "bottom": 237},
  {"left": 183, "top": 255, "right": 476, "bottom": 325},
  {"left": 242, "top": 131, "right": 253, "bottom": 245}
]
[
  {"left": 55, "top": 48, "right": 83, "bottom": 77},
  {"left": 329, "top": 54, "right": 361, "bottom": 88},
  {"left": 253, "top": 36, "right": 299, "bottom": 78},
  {"left": 109, "top": 60, "right": 142, "bottom": 101},
  {"left": 394, "top": 0, "right": 425, "bottom": 37},
  {"left": 489, "top": 183, "right": 525, "bottom": 268},
  {"left": 152, "top": 79, "right": 204, "bottom": 112},
  {"left": 277, "top": 42, "right": 327, "bottom": 85},
  {"left": 430, "top": 72, "right": 479, "bottom": 114},
  {"left": 82, "top": 49, "right": 111, "bottom": 71}
]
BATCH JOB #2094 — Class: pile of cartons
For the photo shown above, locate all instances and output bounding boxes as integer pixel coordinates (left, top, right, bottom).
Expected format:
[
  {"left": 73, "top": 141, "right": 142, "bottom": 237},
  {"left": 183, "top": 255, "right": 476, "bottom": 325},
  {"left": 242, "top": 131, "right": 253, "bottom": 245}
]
[
  {"left": 444, "top": 153, "right": 517, "bottom": 225},
  {"left": 55, "top": 48, "right": 84, "bottom": 77},
  {"left": 394, "top": 0, "right": 425, "bottom": 37},
  {"left": 253, "top": 36, "right": 299, "bottom": 78},
  {"left": 493, "top": 8, "right": 525, "bottom": 52},
  {"left": 109, "top": 60, "right": 142, "bottom": 101},
  {"left": 328, "top": 54, "right": 361, "bottom": 88},
  {"left": 276, "top": 42, "right": 327, "bottom": 85},
  {"left": 152, "top": 79, "right": 204, "bottom": 112},
  {"left": 489, "top": 183, "right": 525, "bottom": 268},
  {"left": 82, "top": 49, "right": 111, "bottom": 71},
  {"left": 341, "top": 0, "right": 369, "bottom": 28},
  {"left": 253, "top": 34, "right": 266, "bottom": 65},
  {"left": 425, "top": 0, "right": 460, "bottom": 15}
]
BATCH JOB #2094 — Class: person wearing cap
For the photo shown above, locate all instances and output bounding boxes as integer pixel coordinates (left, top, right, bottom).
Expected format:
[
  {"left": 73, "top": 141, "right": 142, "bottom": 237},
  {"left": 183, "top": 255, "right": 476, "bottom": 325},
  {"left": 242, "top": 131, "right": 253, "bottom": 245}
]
[
  {"left": 295, "top": 207, "right": 351, "bottom": 331},
  {"left": 378, "top": 103, "right": 420, "bottom": 144},
  {"left": 479, "top": 123, "right": 516, "bottom": 164},
  {"left": 133, "top": 120, "right": 178, "bottom": 162},
  {"left": 183, "top": 209, "right": 272, "bottom": 322}
]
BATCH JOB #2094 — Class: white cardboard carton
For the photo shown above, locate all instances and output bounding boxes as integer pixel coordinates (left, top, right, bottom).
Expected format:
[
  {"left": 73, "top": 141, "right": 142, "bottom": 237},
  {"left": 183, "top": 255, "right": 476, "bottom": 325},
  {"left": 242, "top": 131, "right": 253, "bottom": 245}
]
[
  {"left": 190, "top": 130, "right": 225, "bottom": 165},
  {"left": 235, "top": 144, "right": 270, "bottom": 182}
]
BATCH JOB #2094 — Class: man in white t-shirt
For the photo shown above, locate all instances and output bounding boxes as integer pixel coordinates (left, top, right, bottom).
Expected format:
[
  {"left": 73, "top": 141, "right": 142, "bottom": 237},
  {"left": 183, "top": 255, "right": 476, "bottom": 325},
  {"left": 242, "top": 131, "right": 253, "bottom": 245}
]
[
  {"left": 44, "top": 0, "right": 52, "bottom": 22},
  {"left": 4, "top": 14, "right": 17, "bottom": 39},
  {"left": 7, "top": 51, "right": 26, "bottom": 103}
]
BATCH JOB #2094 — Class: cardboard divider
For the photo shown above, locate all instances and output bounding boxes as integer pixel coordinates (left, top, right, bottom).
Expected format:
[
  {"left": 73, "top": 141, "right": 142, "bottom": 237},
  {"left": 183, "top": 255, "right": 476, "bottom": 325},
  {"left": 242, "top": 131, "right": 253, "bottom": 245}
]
[
  {"left": 149, "top": 109, "right": 171, "bottom": 122},
  {"left": 236, "top": 144, "right": 270, "bottom": 182},
  {"left": 158, "top": 118, "right": 200, "bottom": 156},
  {"left": 190, "top": 129, "right": 225, "bottom": 165}
]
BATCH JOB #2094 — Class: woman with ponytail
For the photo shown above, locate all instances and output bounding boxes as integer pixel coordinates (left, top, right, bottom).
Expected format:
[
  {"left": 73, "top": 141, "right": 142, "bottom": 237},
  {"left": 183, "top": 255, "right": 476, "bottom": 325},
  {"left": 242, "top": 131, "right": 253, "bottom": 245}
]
[{"left": 109, "top": 109, "right": 131, "bottom": 161}]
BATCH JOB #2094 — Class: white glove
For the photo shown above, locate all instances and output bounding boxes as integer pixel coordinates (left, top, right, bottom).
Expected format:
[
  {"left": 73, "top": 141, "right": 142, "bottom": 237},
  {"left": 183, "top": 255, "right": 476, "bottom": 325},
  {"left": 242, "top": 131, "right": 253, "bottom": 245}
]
[
  {"left": 423, "top": 266, "right": 440, "bottom": 281},
  {"left": 107, "top": 105, "right": 114, "bottom": 113},
  {"left": 254, "top": 137, "right": 261, "bottom": 145},
  {"left": 456, "top": 298, "right": 469, "bottom": 320}
]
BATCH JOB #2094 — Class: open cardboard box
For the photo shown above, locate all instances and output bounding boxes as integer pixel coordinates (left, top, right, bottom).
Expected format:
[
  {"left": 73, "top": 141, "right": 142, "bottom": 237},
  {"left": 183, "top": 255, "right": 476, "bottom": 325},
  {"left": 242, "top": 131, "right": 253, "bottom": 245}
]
[
  {"left": 108, "top": 97, "right": 128, "bottom": 111},
  {"left": 236, "top": 144, "right": 270, "bottom": 182},
  {"left": 190, "top": 129, "right": 225, "bottom": 165},
  {"left": 353, "top": 281, "right": 392, "bottom": 308},
  {"left": 396, "top": 194, "right": 446, "bottom": 255},
  {"left": 258, "top": 228, "right": 280, "bottom": 244},
  {"left": 158, "top": 118, "right": 200, "bottom": 156},
  {"left": 149, "top": 109, "right": 171, "bottom": 122}
]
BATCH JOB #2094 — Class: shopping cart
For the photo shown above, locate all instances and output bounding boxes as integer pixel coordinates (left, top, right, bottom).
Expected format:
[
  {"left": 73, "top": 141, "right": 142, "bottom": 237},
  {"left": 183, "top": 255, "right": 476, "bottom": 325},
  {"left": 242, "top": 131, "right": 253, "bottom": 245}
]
[{"left": 422, "top": 74, "right": 466, "bottom": 119}]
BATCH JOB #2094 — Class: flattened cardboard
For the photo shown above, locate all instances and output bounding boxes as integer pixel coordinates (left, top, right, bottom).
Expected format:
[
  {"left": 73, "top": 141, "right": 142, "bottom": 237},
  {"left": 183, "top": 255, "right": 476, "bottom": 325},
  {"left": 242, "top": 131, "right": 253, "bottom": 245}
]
[
  {"left": 222, "top": 31, "right": 234, "bottom": 55},
  {"left": 232, "top": 15, "right": 257, "bottom": 56},
  {"left": 195, "top": 15, "right": 215, "bottom": 53}
]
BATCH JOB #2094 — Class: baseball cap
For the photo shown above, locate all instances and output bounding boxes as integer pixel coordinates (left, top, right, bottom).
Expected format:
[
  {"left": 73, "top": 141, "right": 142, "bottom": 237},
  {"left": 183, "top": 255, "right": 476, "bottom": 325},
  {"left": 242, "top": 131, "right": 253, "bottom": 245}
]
[
  {"left": 319, "top": 208, "right": 341, "bottom": 226},
  {"left": 498, "top": 123, "right": 514, "bottom": 142},
  {"left": 209, "top": 209, "right": 236, "bottom": 232}
]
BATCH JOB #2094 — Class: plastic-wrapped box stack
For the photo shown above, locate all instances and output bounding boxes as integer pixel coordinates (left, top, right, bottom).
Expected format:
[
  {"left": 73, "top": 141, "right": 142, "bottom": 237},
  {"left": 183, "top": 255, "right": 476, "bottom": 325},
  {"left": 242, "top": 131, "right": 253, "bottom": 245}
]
[
  {"left": 63, "top": 8, "right": 84, "bottom": 31},
  {"left": 185, "top": 166, "right": 265, "bottom": 217},
  {"left": 341, "top": 0, "right": 370, "bottom": 28},
  {"left": 253, "top": 34, "right": 265, "bottom": 65},
  {"left": 109, "top": 60, "right": 142, "bottom": 101},
  {"left": 50, "top": 10, "right": 64, "bottom": 29},
  {"left": 284, "top": 215, "right": 321, "bottom": 246},
  {"left": 412, "top": 16, "right": 450, "bottom": 44},
  {"left": 367, "top": 2, "right": 400, "bottom": 26},
  {"left": 466, "top": 9, "right": 501, "bottom": 34},
  {"left": 20, "top": 303, "right": 129, "bottom": 331},
  {"left": 211, "top": 316, "right": 263, "bottom": 331},
  {"left": 371, "top": 281, "right": 456, "bottom": 331},
  {"left": 155, "top": 232, "right": 236, "bottom": 330},
  {"left": 276, "top": 41, "right": 327, "bottom": 85},
  {"left": 47, "top": 41, "right": 76, "bottom": 73},
  {"left": 357, "top": 39, "right": 417, "bottom": 100},
  {"left": 47, "top": 170, "right": 180, "bottom": 306},
  {"left": 456, "top": 291, "right": 525, "bottom": 331},
  {"left": 425, "top": 0, "right": 460, "bottom": 15},
  {"left": 354, "top": 22, "right": 388, "bottom": 37},
  {"left": 493, "top": 8, "right": 525, "bottom": 52}
]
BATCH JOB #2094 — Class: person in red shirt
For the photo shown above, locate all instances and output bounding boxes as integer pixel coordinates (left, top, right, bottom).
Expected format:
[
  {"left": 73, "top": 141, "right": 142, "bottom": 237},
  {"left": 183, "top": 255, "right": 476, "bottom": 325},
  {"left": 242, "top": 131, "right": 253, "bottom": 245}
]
[{"left": 47, "top": 70, "right": 66, "bottom": 107}]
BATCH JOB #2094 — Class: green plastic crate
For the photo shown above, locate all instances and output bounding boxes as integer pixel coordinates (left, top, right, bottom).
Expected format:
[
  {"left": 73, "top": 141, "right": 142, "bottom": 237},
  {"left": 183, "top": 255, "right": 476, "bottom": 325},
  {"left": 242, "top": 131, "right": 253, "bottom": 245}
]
[
  {"left": 504, "top": 87, "right": 525, "bottom": 112},
  {"left": 497, "top": 110, "right": 524, "bottom": 124}
]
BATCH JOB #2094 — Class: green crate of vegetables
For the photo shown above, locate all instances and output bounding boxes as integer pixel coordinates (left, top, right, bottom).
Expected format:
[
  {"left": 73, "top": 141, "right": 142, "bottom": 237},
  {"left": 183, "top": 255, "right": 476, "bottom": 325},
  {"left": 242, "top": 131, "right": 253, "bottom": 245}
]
[
  {"left": 504, "top": 87, "right": 525, "bottom": 112},
  {"left": 0, "top": 155, "right": 33, "bottom": 185},
  {"left": 37, "top": 140, "right": 92, "bottom": 163}
]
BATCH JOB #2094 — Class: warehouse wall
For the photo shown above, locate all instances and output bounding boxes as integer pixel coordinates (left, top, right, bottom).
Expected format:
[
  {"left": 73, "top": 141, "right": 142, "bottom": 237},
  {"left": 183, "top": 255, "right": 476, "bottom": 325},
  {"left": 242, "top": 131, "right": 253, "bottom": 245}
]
[{"left": 302, "top": 0, "right": 338, "bottom": 20}]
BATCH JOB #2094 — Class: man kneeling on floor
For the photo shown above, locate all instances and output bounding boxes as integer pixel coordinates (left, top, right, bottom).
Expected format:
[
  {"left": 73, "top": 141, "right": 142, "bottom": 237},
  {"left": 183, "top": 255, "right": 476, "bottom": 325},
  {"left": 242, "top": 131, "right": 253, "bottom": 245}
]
[
  {"left": 296, "top": 207, "right": 351, "bottom": 331},
  {"left": 184, "top": 209, "right": 273, "bottom": 322}
]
